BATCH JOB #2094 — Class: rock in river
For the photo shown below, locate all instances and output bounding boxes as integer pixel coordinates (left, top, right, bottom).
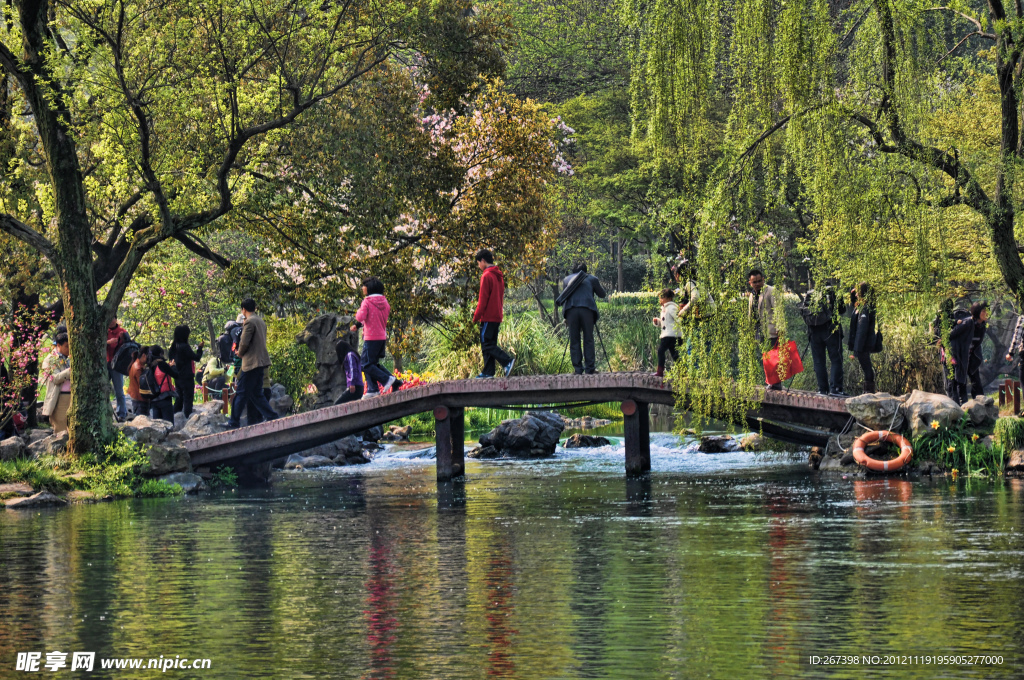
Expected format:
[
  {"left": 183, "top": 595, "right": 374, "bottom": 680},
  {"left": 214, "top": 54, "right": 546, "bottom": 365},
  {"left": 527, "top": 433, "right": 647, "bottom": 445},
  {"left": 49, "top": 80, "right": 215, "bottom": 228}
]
[
  {"left": 698, "top": 435, "right": 739, "bottom": 453},
  {"left": 563, "top": 433, "right": 612, "bottom": 448},
  {"left": 158, "top": 472, "right": 208, "bottom": 494},
  {"left": 473, "top": 411, "right": 565, "bottom": 459}
]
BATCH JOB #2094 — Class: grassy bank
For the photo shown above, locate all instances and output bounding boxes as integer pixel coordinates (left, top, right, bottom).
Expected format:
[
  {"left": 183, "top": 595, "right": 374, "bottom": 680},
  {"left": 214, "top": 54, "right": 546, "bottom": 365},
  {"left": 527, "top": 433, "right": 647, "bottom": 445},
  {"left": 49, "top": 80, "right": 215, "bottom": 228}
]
[{"left": 0, "top": 433, "right": 237, "bottom": 503}]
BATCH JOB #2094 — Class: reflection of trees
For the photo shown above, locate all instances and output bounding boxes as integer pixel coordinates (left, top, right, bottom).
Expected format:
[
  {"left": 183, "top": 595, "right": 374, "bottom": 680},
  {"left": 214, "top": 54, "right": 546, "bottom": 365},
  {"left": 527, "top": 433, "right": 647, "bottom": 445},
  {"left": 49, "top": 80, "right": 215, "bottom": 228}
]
[
  {"left": 569, "top": 519, "right": 609, "bottom": 675},
  {"left": 762, "top": 486, "right": 803, "bottom": 674}
]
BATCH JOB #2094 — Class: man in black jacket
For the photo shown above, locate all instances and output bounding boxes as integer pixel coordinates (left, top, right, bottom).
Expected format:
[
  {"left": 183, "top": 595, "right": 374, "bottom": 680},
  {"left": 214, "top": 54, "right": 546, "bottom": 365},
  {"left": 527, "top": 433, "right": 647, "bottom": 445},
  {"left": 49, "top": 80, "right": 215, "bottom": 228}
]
[
  {"left": 800, "top": 285, "right": 846, "bottom": 396},
  {"left": 559, "top": 264, "right": 606, "bottom": 374},
  {"left": 218, "top": 321, "right": 240, "bottom": 363},
  {"left": 947, "top": 305, "right": 974, "bottom": 405}
]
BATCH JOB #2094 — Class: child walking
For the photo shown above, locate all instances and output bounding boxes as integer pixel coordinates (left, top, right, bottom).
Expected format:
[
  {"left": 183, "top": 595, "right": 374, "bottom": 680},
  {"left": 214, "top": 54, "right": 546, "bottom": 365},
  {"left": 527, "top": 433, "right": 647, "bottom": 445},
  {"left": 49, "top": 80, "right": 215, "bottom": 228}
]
[
  {"left": 333, "top": 339, "right": 365, "bottom": 404},
  {"left": 653, "top": 288, "right": 680, "bottom": 378},
  {"left": 351, "top": 277, "right": 403, "bottom": 398}
]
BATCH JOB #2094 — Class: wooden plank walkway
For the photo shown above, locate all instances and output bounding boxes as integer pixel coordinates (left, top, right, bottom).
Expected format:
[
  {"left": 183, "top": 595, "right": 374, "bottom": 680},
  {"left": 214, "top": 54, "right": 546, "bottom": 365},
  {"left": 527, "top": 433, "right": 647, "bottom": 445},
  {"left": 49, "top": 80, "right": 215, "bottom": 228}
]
[{"left": 184, "top": 373, "right": 851, "bottom": 479}]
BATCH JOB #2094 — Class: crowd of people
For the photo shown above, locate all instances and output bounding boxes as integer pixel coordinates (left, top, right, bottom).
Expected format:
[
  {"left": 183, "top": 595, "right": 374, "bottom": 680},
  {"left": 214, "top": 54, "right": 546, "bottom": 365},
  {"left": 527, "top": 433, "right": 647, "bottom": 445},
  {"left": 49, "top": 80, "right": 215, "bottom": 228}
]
[{"left": 6, "top": 248, "right": 1014, "bottom": 438}]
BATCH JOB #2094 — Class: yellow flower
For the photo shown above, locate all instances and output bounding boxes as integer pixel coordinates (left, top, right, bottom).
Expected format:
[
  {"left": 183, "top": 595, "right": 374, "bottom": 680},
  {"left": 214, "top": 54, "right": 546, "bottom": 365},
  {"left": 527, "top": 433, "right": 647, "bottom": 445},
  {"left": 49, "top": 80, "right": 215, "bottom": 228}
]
[
  {"left": 947, "top": 446, "right": 956, "bottom": 453},
  {"left": 931, "top": 420, "right": 940, "bottom": 430},
  {"left": 951, "top": 468, "right": 959, "bottom": 479},
  {"left": 971, "top": 434, "right": 980, "bottom": 442}
]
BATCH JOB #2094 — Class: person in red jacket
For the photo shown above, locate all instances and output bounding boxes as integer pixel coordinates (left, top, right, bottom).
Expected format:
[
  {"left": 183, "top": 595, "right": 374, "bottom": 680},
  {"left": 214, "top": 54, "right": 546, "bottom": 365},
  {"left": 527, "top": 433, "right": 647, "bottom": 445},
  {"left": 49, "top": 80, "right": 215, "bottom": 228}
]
[{"left": 472, "top": 249, "right": 515, "bottom": 378}]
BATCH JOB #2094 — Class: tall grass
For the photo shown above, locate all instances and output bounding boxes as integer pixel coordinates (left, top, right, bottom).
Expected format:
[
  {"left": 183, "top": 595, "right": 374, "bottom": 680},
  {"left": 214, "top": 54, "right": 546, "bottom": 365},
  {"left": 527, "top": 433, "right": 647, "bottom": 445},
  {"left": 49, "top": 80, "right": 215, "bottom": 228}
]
[{"left": 424, "top": 313, "right": 573, "bottom": 379}]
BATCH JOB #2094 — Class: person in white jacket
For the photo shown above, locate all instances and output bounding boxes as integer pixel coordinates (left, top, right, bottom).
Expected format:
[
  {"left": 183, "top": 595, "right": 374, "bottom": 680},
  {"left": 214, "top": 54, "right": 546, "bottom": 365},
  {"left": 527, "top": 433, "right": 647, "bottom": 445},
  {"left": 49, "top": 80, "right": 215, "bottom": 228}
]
[
  {"left": 653, "top": 289, "right": 681, "bottom": 377},
  {"left": 41, "top": 333, "right": 72, "bottom": 434}
]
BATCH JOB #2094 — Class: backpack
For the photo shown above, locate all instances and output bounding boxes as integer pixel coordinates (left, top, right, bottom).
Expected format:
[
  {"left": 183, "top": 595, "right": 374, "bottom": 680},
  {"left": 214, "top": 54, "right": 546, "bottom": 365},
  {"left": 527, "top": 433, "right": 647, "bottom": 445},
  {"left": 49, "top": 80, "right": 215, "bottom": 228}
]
[
  {"left": 139, "top": 364, "right": 172, "bottom": 400},
  {"left": 109, "top": 335, "right": 140, "bottom": 375},
  {"left": 802, "top": 289, "right": 837, "bottom": 328}
]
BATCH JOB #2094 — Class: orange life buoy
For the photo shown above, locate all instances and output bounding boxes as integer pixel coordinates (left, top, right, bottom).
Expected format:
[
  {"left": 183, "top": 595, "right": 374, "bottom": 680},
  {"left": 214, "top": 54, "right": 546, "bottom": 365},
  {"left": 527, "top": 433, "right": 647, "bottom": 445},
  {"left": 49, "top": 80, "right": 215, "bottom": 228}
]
[{"left": 851, "top": 430, "right": 913, "bottom": 473}]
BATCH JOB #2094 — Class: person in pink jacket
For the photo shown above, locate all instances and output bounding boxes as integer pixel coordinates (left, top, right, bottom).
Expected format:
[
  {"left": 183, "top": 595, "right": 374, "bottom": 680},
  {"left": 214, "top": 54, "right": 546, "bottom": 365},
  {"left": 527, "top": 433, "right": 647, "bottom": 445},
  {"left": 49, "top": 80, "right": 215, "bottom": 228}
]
[{"left": 350, "top": 277, "right": 403, "bottom": 398}]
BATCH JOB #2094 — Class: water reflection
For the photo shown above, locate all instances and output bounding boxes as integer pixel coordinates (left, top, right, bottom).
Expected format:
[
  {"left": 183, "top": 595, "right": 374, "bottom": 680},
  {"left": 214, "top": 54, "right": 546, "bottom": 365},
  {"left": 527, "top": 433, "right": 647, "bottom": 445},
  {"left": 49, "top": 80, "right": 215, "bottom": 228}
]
[{"left": 1, "top": 463, "right": 1023, "bottom": 679}]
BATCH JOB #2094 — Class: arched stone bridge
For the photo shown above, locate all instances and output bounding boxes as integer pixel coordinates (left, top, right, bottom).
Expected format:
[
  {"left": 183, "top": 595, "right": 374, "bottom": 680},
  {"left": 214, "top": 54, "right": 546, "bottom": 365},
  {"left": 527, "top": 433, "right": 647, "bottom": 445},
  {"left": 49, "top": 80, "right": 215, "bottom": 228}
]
[{"left": 184, "top": 373, "right": 851, "bottom": 480}]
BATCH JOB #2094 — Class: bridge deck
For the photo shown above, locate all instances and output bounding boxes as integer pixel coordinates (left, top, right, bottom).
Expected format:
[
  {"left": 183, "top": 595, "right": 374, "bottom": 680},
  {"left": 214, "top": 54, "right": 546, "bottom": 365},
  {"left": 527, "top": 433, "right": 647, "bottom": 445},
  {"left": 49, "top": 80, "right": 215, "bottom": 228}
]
[{"left": 184, "top": 373, "right": 850, "bottom": 470}]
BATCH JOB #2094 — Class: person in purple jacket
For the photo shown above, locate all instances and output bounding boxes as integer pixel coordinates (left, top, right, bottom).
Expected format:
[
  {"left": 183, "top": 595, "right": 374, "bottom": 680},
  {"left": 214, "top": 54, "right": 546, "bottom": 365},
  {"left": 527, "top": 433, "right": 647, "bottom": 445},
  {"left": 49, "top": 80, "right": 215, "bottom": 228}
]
[
  {"left": 350, "top": 277, "right": 403, "bottom": 398},
  {"left": 333, "top": 339, "right": 365, "bottom": 404}
]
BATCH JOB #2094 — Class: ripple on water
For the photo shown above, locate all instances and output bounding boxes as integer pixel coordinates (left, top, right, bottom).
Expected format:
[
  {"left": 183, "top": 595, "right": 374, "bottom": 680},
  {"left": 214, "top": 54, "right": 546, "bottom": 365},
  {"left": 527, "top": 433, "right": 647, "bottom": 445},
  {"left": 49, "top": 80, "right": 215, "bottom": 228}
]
[{"left": 1, "top": 436, "right": 1022, "bottom": 679}]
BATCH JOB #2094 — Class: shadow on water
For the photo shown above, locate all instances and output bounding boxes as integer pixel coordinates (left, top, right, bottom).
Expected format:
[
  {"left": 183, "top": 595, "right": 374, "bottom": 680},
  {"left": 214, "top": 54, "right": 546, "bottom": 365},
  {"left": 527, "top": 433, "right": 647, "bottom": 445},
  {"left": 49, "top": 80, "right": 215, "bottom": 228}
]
[{"left": 1, "top": 451, "right": 1023, "bottom": 679}]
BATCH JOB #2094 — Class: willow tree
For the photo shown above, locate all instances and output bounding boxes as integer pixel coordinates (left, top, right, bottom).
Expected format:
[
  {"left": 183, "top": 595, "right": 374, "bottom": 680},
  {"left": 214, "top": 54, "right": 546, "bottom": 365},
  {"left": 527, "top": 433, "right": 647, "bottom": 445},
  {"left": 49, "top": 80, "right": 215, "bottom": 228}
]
[
  {"left": 624, "top": 0, "right": 1021, "bottom": 300},
  {"left": 0, "top": 0, "right": 503, "bottom": 454}
]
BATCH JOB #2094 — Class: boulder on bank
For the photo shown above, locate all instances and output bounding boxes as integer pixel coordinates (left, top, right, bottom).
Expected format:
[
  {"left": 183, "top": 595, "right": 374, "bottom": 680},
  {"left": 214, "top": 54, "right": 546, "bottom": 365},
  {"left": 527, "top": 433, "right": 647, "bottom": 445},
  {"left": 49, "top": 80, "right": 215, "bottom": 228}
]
[
  {"left": 903, "top": 390, "right": 963, "bottom": 437},
  {"left": 0, "top": 436, "right": 26, "bottom": 461},
  {"left": 473, "top": 411, "right": 565, "bottom": 459},
  {"left": 4, "top": 491, "right": 66, "bottom": 509},
  {"left": 698, "top": 435, "right": 739, "bottom": 453},
  {"left": 158, "top": 472, "right": 207, "bottom": 494},
  {"left": 118, "top": 415, "right": 173, "bottom": 444},
  {"left": 27, "top": 431, "right": 68, "bottom": 458},
  {"left": 845, "top": 392, "right": 905, "bottom": 431},
  {"left": 142, "top": 443, "right": 191, "bottom": 477},
  {"left": 1007, "top": 450, "right": 1024, "bottom": 472},
  {"left": 179, "top": 410, "right": 229, "bottom": 439},
  {"left": 563, "top": 433, "right": 612, "bottom": 448},
  {"left": 962, "top": 395, "right": 999, "bottom": 427}
]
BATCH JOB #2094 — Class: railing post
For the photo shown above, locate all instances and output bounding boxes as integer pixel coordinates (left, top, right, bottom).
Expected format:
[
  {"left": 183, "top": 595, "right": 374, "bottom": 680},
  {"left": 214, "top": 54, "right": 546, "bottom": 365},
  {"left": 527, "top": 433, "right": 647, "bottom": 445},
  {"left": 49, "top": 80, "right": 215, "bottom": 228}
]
[
  {"left": 435, "top": 405, "right": 454, "bottom": 482},
  {"left": 1016, "top": 382, "right": 1022, "bottom": 415},
  {"left": 999, "top": 383, "right": 1006, "bottom": 407},
  {"left": 622, "top": 399, "right": 651, "bottom": 476}
]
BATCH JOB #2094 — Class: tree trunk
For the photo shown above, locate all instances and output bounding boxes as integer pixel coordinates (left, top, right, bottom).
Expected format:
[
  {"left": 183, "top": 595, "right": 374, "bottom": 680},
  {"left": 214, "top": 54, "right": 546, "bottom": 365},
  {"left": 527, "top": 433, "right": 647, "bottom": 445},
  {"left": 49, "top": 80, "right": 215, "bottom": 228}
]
[
  {"left": 617, "top": 230, "right": 624, "bottom": 292},
  {"left": 62, "top": 274, "right": 116, "bottom": 454}
]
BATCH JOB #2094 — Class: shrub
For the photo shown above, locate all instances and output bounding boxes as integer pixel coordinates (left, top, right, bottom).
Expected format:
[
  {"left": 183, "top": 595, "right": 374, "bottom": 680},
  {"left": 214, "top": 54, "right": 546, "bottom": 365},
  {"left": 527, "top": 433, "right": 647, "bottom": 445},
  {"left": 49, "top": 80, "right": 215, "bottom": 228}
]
[
  {"left": 266, "top": 316, "right": 317, "bottom": 406},
  {"left": 424, "top": 312, "right": 571, "bottom": 379},
  {"left": 136, "top": 479, "right": 184, "bottom": 497},
  {"left": 994, "top": 417, "right": 1024, "bottom": 451},
  {"left": 211, "top": 465, "right": 238, "bottom": 488}
]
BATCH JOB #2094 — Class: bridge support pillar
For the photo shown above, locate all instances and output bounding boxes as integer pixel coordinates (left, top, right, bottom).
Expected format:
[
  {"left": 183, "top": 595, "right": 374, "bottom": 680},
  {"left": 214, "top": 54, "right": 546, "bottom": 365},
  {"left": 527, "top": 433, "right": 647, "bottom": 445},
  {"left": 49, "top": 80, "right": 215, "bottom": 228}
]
[
  {"left": 622, "top": 399, "right": 650, "bottom": 476},
  {"left": 435, "top": 406, "right": 465, "bottom": 482}
]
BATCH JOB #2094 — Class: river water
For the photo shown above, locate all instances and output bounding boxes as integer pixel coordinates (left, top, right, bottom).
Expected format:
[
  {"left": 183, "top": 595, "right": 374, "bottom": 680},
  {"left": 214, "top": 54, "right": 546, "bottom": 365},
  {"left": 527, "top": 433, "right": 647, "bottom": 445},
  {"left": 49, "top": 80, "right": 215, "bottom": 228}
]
[{"left": 2, "top": 434, "right": 1022, "bottom": 679}]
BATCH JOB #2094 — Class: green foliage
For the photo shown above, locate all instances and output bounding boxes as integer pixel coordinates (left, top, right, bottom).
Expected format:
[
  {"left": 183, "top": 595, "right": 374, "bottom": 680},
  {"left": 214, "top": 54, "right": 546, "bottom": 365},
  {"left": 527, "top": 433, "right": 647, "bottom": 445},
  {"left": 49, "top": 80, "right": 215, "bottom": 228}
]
[
  {"left": 266, "top": 317, "right": 317, "bottom": 407},
  {"left": 994, "top": 417, "right": 1024, "bottom": 451},
  {"left": 913, "top": 417, "right": 1002, "bottom": 476},
  {"left": 136, "top": 479, "right": 184, "bottom": 497},
  {"left": 90, "top": 433, "right": 153, "bottom": 498},
  {"left": 211, "top": 466, "right": 239, "bottom": 489}
]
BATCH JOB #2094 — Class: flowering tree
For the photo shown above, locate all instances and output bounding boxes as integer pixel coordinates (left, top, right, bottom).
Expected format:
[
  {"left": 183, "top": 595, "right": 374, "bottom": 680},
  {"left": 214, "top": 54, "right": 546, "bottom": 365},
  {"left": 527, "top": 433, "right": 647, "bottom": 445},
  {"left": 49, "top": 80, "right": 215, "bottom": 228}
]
[
  {"left": 241, "top": 76, "right": 572, "bottom": 361},
  {"left": 0, "top": 0, "right": 506, "bottom": 454}
]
